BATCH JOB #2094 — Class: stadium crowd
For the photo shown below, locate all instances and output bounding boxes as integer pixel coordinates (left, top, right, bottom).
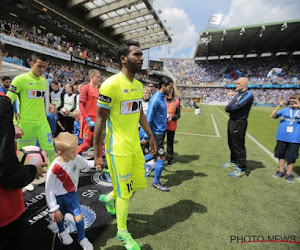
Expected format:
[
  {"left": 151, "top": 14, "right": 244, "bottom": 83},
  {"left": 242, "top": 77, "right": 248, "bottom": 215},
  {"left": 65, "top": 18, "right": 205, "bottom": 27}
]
[
  {"left": 178, "top": 87, "right": 298, "bottom": 105},
  {"left": 164, "top": 57, "right": 300, "bottom": 85},
  {"left": 0, "top": 17, "right": 119, "bottom": 69}
]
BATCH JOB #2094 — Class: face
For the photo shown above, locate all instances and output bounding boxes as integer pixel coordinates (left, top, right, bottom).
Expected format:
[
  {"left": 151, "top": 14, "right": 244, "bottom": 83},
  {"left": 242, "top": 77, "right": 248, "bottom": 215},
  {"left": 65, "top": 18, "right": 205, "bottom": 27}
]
[
  {"left": 123, "top": 45, "right": 143, "bottom": 73},
  {"left": 30, "top": 59, "right": 47, "bottom": 77},
  {"left": 167, "top": 89, "right": 173, "bottom": 99},
  {"left": 162, "top": 82, "right": 174, "bottom": 96},
  {"left": 73, "top": 85, "right": 78, "bottom": 93},
  {"left": 235, "top": 78, "right": 248, "bottom": 92},
  {"left": 90, "top": 72, "right": 101, "bottom": 85},
  {"left": 66, "top": 85, "right": 73, "bottom": 94},
  {"left": 290, "top": 98, "right": 300, "bottom": 109},
  {"left": 148, "top": 84, "right": 155, "bottom": 92},
  {"left": 60, "top": 144, "right": 78, "bottom": 161},
  {"left": 50, "top": 106, "right": 57, "bottom": 114},
  {"left": 51, "top": 83, "right": 59, "bottom": 91},
  {"left": 74, "top": 115, "right": 80, "bottom": 121},
  {"left": 2, "top": 79, "right": 11, "bottom": 89},
  {"left": 143, "top": 90, "right": 150, "bottom": 100}
]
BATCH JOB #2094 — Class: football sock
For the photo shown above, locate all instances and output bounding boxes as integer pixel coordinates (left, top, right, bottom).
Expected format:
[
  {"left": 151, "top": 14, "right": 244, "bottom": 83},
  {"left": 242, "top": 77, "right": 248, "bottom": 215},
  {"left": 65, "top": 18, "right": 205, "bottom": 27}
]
[
  {"left": 144, "top": 154, "right": 155, "bottom": 162},
  {"left": 57, "top": 219, "right": 65, "bottom": 233},
  {"left": 76, "top": 219, "right": 85, "bottom": 241},
  {"left": 108, "top": 190, "right": 117, "bottom": 200},
  {"left": 154, "top": 159, "right": 164, "bottom": 184},
  {"left": 116, "top": 197, "right": 129, "bottom": 231}
]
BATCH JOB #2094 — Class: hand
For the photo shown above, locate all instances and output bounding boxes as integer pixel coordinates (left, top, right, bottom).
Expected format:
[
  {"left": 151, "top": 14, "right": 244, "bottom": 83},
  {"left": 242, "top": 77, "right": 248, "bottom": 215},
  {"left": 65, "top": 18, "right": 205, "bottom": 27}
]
[
  {"left": 86, "top": 117, "right": 95, "bottom": 132},
  {"left": 62, "top": 127, "right": 65, "bottom": 131},
  {"left": 14, "top": 125, "right": 23, "bottom": 139},
  {"left": 34, "top": 161, "right": 48, "bottom": 179},
  {"left": 141, "top": 139, "right": 148, "bottom": 145},
  {"left": 280, "top": 99, "right": 287, "bottom": 106},
  {"left": 167, "top": 117, "right": 172, "bottom": 123},
  {"left": 149, "top": 135, "right": 157, "bottom": 155},
  {"left": 95, "top": 156, "right": 103, "bottom": 172},
  {"left": 52, "top": 210, "right": 63, "bottom": 222}
]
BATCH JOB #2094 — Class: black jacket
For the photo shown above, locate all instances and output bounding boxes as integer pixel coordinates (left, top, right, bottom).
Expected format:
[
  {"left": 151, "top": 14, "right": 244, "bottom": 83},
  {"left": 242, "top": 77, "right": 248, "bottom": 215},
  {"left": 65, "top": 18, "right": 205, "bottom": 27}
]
[{"left": 0, "top": 93, "right": 36, "bottom": 189}]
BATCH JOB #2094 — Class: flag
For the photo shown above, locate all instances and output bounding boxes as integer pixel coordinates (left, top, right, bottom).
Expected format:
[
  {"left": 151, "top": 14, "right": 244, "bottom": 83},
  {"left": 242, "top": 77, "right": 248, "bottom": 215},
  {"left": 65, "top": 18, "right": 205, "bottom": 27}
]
[
  {"left": 225, "top": 68, "right": 242, "bottom": 79},
  {"left": 267, "top": 68, "right": 282, "bottom": 78}
]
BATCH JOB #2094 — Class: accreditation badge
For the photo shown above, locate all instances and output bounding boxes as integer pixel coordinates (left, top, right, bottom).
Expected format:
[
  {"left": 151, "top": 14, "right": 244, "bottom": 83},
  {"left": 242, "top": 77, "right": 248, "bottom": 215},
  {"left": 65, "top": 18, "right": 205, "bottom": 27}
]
[{"left": 287, "top": 126, "right": 293, "bottom": 133}]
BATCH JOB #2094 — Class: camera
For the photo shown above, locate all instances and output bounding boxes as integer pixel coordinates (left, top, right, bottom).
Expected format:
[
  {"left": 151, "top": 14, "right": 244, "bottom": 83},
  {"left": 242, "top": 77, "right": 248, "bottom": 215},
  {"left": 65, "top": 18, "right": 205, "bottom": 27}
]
[{"left": 286, "top": 100, "right": 291, "bottom": 105}]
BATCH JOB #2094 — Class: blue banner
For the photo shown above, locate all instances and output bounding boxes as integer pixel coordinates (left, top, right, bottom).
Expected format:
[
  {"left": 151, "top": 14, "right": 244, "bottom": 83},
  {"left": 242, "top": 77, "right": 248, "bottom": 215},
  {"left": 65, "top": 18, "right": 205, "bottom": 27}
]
[
  {"left": 3, "top": 57, "right": 24, "bottom": 66},
  {"left": 225, "top": 84, "right": 300, "bottom": 89}
]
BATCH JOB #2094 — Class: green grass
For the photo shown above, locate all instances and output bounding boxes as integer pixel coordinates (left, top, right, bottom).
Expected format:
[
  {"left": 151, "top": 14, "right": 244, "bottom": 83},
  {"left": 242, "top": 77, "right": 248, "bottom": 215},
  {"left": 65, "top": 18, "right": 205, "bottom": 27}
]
[{"left": 95, "top": 105, "right": 300, "bottom": 250}]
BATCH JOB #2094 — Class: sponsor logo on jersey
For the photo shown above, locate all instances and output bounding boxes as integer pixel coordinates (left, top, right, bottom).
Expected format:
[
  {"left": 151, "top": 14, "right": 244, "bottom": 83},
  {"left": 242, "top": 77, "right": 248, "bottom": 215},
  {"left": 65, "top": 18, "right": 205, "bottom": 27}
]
[
  {"left": 122, "top": 89, "right": 129, "bottom": 93},
  {"left": 72, "top": 164, "right": 77, "bottom": 172},
  {"left": 9, "top": 85, "right": 17, "bottom": 92},
  {"left": 27, "top": 82, "right": 34, "bottom": 85},
  {"left": 27, "top": 90, "right": 46, "bottom": 98},
  {"left": 46, "top": 133, "right": 53, "bottom": 144},
  {"left": 120, "top": 99, "right": 142, "bottom": 114},
  {"left": 98, "top": 94, "right": 111, "bottom": 103},
  {"left": 137, "top": 85, "right": 141, "bottom": 93}
]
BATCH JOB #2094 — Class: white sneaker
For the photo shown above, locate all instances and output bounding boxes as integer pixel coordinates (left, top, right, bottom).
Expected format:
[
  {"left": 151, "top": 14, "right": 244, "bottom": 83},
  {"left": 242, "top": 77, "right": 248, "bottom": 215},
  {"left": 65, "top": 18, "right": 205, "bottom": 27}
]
[
  {"left": 24, "top": 183, "right": 34, "bottom": 191},
  {"left": 79, "top": 237, "right": 93, "bottom": 250},
  {"left": 58, "top": 231, "right": 73, "bottom": 245}
]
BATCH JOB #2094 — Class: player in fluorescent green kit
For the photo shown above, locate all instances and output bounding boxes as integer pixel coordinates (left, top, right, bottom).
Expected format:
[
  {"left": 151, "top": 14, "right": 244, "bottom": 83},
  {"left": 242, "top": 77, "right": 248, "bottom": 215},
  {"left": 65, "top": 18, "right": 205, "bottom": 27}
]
[
  {"left": 93, "top": 41, "right": 157, "bottom": 250},
  {"left": 7, "top": 53, "right": 55, "bottom": 166}
]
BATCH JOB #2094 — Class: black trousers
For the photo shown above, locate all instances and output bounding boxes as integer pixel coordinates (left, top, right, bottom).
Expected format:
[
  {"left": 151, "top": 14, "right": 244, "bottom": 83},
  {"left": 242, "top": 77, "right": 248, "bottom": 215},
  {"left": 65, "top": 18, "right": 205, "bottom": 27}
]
[
  {"left": 0, "top": 213, "right": 24, "bottom": 250},
  {"left": 227, "top": 119, "right": 248, "bottom": 171},
  {"left": 166, "top": 130, "right": 175, "bottom": 162},
  {"left": 62, "top": 116, "right": 74, "bottom": 134}
]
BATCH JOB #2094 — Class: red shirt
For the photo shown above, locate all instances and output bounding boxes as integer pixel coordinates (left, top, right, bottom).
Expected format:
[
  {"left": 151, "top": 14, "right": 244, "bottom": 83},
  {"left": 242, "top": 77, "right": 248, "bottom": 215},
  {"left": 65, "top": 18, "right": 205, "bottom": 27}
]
[
  {"left": 166, "top": 99, "right": 179, "bottom": 131},
  {"left": 79, "top": 84, "right": 99, "bottom": 119}
]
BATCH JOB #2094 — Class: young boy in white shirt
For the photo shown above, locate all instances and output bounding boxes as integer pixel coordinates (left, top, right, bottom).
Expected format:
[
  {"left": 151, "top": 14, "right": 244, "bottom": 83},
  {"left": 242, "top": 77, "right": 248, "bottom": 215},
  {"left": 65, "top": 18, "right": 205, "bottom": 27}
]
[{"left": 45, "top": 132, "right": 94, "bottom": 249}]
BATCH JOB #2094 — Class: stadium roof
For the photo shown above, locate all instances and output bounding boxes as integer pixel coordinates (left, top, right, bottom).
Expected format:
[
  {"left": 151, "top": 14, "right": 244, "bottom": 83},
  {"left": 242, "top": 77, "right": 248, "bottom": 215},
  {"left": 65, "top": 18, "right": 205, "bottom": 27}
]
[
  {"left": 11, "top": 0, "right": 172, "bottom": 51},
  {"left": 194, "top": 20, "right": 300, "bottom": 59}
]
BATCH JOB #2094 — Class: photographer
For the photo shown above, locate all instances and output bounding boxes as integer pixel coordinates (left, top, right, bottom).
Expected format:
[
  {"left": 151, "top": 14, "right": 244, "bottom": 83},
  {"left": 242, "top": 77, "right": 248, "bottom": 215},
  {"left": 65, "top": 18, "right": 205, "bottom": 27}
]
[{"left": 270, "top": 93, "right": 300, "bottom": 184}]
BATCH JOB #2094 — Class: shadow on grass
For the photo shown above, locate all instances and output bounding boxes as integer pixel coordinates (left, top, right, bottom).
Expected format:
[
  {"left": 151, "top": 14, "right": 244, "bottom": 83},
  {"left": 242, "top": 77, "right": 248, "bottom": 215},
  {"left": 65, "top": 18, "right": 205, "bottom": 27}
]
[
  {"left": 246, "top": 160, "right": 266, "bottom": 176},
  {"left": 293, "top": 166, "right": 300, "bottom": 176},
  {"left": 104, "top": 244, "right": 153, "bottom": 250},
  {"left": 173, "top": 152, "right": 200, "bottom": 164},
  {"left": 161, "top": 170, "right": 207, "bottom": 187},
  {"left": 97, "top": 200, "right": 207, "bottom": 248}
]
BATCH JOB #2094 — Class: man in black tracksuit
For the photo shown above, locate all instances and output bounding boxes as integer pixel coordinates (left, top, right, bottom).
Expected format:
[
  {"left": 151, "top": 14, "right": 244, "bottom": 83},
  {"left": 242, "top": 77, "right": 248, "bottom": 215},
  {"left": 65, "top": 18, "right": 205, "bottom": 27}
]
[{"left": 224, "top": 77, "right": 254, "bottom": 177}]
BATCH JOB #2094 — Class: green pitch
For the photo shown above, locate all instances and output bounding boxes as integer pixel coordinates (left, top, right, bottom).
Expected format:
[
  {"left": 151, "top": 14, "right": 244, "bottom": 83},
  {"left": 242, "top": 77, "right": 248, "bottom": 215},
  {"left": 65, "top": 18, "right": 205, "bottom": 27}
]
[{"left": 95, "top": 105, "right": 300, "bottom": 250}]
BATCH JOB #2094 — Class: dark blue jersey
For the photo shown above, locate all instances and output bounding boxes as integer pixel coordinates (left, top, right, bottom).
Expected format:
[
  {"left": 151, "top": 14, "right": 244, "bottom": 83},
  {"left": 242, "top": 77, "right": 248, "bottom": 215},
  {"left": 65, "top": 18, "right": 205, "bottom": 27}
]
[{"left": 225, "top": 90, "right": 254, "bottom": 120}]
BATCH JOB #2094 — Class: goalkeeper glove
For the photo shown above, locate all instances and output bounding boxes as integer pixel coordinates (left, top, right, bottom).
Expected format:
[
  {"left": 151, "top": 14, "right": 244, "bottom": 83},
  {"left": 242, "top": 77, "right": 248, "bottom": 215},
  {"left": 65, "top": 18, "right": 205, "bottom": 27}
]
[{"left": 86, "top": 117, "right": 95, "bottom": 132}]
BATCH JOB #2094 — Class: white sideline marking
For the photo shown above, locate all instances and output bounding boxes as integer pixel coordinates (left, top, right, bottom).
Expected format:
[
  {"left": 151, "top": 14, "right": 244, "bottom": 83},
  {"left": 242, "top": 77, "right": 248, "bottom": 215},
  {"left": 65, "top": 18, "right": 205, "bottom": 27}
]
[
  {"left": 177, "top": 113, "right": 221, "bottom": 138},
  {"left": 211, "top": 113, "right": 221, "bottom": 137},
  {"left": 215, "top": 106, "right": 300, "bottom": 183},
  {"left": 176, "top": 132, "right": 219, "bottom": 138}
]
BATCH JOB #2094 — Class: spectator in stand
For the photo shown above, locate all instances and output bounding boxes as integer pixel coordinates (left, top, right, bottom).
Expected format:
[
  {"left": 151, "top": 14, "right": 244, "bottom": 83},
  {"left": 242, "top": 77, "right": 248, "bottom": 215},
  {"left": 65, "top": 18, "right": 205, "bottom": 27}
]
[
  {"left": 0, "top": 40, "right": 47, "bottom": 250},
  {"left": 47, "top": 103, "right": 65, "bottom": 136},
  {"left": 60, "top": 83, "right": 76, "bottom": 133},
  {"left": 166, "top": 88, "right": 181, "bottom": 166}
]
